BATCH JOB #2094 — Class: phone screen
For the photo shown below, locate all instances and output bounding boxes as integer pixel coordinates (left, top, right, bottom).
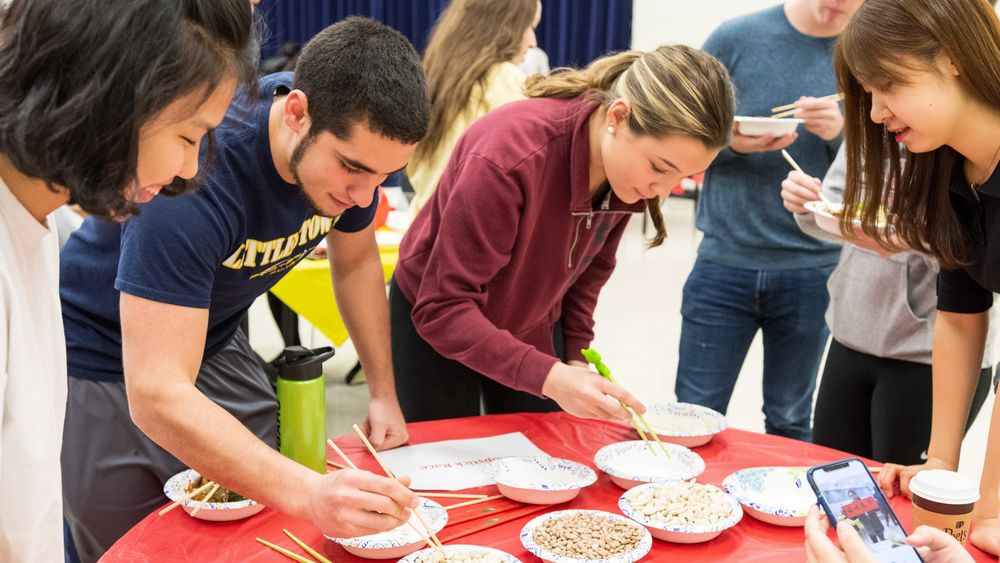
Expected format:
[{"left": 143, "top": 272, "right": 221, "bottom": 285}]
[{"left": 808, "top": 458, "right": 922, "bottom": 563}]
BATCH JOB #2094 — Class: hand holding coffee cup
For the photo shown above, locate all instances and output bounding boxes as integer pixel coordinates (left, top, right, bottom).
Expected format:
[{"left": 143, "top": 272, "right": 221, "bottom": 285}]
[{"left": 909, "top": 470, "right": 979, "bottom": 545}]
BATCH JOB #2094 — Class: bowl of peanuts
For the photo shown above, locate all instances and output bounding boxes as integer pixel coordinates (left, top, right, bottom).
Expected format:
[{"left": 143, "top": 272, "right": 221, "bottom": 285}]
[
  {"left": 618, "top": 481, "right": 743, "bottom": 543},
  {"left": 489, "top": 456, "right": 597, "bottom": 505},
  {"left": 398, "top": 544, "right": 521, "bottom": 562},
  {"left": 594, "top": 441, "right": 705, "bottom": 490},
  {"left": 326, "top": 497, "right": 448, "bottom": 559},
  {"left": 520, "top": 509, "right": 652, "bottom": 562},
  {"left": 641, "top": 403, "right": 727, "bottom": 448}
]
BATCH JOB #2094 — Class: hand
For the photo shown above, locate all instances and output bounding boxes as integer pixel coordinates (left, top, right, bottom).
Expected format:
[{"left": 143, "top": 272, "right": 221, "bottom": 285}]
[
  {"left": 541, "top": 362, "right": 645, "bottom": 422},
  {"left": 805, "top": 506, "right": 879, "bottom": 563},
  {"left": 845, "top": 229, "right": 897, "bottom": 259},
  {"left": 303, "top": 469, "right": 418, "bottom": 539},
  {"left": 907, "top": 525, "right": 976, "bottom": 562},
  {"left": 730, "top": 122, "right": 798, "bottom": 154},
  {"left": 781, "top": 170, "right": 823, "bottom": 214},
  {"left": 878, "top": 457, "right": 953, "bottom": 499},
  {"left": 970, "top": 517, "right": 1000, "bottom": 556},
  {"left": 359, "top": 395, "right": 409, "bottom": 450},
  {"left": 790, "top": 96, "right": 844, "bottom": 141}
]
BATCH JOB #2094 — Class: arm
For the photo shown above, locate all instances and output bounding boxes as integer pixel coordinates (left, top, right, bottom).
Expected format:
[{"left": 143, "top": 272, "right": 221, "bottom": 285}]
[
  {"left": 121, "top": 294, "right": 416, "bottom": 538},
  {"left": 326, "top": 222, "right": 407, "bottom": 450}
]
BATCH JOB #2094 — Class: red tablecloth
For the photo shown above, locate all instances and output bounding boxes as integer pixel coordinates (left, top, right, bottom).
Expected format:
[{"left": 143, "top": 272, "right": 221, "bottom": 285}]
[{"left": 102, "top": 412, "right": 994, "bottom": 562}]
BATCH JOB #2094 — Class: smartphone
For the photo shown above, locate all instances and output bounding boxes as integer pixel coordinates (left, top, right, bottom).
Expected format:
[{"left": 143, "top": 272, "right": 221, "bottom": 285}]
[{"left": 807, "top": 458, "right": 923, "bottom": 563}]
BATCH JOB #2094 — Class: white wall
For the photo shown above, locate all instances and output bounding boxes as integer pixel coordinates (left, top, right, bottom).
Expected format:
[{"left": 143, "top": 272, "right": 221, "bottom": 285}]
[{"left": 631, "top": 0, "right": 779, "bottom": 50}]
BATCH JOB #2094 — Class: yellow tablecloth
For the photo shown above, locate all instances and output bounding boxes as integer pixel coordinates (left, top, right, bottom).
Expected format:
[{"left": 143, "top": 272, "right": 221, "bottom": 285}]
[{"left": 269, "top": 243, "right": 399, "bottom": 346}]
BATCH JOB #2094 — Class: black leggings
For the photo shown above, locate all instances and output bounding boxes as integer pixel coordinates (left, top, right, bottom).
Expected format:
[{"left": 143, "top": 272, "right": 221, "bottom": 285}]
[
  {"left": 389, "top": 279, "right": 561, "bottom": 422},
  {"left": 813, "top": 339, "right": 992, "bottom": 465}
]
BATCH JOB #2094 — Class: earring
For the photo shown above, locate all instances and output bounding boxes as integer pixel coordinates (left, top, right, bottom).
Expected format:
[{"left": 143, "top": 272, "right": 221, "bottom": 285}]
[{"left": 607, "top": 126, "right": 615, "bottom": 135}]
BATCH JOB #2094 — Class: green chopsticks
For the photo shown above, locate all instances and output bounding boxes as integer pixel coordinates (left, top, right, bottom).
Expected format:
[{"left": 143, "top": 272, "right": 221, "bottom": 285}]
[{"left": 581, "top": 348, "right": 671, "bottom": 458}]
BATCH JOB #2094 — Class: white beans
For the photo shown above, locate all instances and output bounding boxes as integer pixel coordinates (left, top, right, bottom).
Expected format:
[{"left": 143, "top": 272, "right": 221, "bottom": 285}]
[
  {"left": 624, "top": 482, "right": 733, "bottom": 527},
  {"left": 531, "top": 512, "right": 643, "bottom": 559}
]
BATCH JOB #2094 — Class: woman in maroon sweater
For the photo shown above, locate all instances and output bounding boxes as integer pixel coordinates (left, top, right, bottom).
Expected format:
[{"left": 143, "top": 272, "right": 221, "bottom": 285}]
[{"left": 391, "top": 46, "right": 735, "bottom": 422}]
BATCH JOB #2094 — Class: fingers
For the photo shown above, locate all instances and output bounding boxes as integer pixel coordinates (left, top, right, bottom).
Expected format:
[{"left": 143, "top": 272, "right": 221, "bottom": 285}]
[
  {"left": 364, "top": 419, "right": 387, "bottom": 451},
  {"left": 780, "top": 171, "right": 823, "bottom": 213},
  {"left": 836, "top": 521, "right": 879, "bottom": 562},
  {"left": 907, "top": 525, "right": 957, "bottom": 551},
  {"left": 804, "top": 506, "right": 846, "bottom": 562},
  {"left": 898, "top": 466, "right": 918, "bottom": 498},
  {"left": 877, "top": 463, "right": 902, "bottom": 498},
  {"left": 359, "top": 472, "right": 419, "bottom": 510}
]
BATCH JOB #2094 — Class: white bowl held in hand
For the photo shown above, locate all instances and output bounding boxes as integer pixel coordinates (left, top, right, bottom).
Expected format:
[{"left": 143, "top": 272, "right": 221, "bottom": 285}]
[{"left": 735, "top": 116, "right": 803, "bottom": 136}]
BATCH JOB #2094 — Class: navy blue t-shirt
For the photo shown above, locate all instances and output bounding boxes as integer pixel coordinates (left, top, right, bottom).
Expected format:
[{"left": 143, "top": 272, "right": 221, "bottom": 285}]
[{"left": 61, "top": 72, "right": 378, "bottom": 381}]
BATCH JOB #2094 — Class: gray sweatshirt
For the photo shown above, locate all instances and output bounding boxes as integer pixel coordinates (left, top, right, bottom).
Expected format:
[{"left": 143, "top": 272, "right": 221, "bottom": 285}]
[{"left": 795, "top": 145, "right": 994, "bottom": 366}]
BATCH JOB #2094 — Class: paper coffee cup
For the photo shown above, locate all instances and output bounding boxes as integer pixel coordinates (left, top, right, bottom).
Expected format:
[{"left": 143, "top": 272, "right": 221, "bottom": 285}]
[{"left": 909, "top": 470, "right": 979, "bottom": 544}]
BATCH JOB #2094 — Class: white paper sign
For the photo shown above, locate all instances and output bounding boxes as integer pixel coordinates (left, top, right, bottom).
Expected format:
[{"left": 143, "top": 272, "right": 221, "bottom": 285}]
[{"left": 378, "top": 432, "right": 549, "bottom": 491}]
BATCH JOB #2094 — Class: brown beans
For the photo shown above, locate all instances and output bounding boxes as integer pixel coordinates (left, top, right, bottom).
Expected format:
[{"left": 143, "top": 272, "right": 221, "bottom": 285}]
[{"left": 531, "top": 512, "right": 643, "bottom": 559}]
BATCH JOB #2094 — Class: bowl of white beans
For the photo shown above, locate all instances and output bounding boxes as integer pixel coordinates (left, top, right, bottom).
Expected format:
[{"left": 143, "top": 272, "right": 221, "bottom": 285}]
[{"left": 618, "top": 481, "right": 743, "bottom": 544}]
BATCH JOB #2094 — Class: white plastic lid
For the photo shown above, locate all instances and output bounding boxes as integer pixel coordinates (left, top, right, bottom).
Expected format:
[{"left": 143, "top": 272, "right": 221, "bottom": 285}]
[{"left": 909, "top": 470, "right": 980, "bottom": 505}]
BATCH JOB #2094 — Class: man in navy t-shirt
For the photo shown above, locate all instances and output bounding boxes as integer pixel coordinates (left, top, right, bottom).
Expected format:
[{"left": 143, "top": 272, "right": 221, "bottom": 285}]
[{"left": 59, "top": 18, "right": 429, "bottom": 560}]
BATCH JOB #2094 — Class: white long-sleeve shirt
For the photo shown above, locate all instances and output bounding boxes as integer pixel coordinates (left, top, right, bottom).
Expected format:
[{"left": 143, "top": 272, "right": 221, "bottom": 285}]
[{"left": 0, "top": 178, "right": 65, "bottom": 562}]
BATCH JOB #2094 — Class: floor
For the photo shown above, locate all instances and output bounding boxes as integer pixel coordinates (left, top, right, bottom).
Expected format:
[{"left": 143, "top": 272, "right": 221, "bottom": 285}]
[{"left": 247, "top": 197, "right": 993, "bottom": 483}]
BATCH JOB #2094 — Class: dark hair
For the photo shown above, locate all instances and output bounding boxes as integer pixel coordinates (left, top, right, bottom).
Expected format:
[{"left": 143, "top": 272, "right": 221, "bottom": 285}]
[
  {"left": 834, "top": 0, "right": 1000, "bottom": 267},
  {"left": 292, "top": 16, "right": 429, "bottom": 145},
  {"left": 0, "top": 0, "right": 259, "bottom": 219}
]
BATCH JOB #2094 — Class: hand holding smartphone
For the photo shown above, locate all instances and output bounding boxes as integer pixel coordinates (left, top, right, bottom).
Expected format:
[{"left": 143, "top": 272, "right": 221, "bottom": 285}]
[{"left": 808, "top": 458, "right": 923, "bottom": 563}]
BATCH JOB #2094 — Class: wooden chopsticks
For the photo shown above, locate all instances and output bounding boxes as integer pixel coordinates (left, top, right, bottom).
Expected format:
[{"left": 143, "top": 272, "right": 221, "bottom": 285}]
[
  {"left": 770, "top": 93, "right": 843, "bottom": 118},
  {"left": 781, "top": 149, "right": 835, "bottom": 207},
  {"left": 158, "top": 479, "right": 216, "bottom": 516},
  {"left": 256, "top": 528, "right": 333, "bottom": 563}
]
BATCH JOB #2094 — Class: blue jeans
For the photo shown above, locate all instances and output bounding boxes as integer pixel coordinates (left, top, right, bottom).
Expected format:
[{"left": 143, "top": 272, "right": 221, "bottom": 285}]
[{"left": 675, "top": 257, "right": 833, "bottom": 441}]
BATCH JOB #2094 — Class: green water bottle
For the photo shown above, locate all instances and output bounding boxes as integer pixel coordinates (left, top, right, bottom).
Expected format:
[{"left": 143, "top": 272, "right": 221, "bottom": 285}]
[{"left": 274, "top": 345, "right": 335, "bottom": 473}]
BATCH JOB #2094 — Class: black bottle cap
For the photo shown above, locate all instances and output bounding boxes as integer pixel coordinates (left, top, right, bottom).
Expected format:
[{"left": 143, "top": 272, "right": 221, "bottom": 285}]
[{"left": 273, "top": 345, "right": 336, "bottom": 381}]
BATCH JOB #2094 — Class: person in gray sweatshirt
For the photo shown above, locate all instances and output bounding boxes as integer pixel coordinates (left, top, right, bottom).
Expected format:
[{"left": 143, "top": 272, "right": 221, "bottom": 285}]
[{"left": 781, "top": 143, "right": 993, "bottom": 464}]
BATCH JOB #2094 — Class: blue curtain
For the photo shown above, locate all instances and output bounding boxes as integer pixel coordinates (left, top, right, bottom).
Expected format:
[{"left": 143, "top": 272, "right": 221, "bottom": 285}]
[{"left": 256, "top": 0, "right": 632, "bottom": 69}]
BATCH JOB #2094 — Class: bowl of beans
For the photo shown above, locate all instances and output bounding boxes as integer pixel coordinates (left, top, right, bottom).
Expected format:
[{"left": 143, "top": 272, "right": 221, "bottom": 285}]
[
  {"left": 618, "top": 481, "right": 743, "bottom": 543},
  {"left": 594, "top": 441, "right": 705, "bottom": 490},
  {"left": 398, "top": 544, "right": 521, "bottom": 562},
  {"left": 489, "top": 456, "right": 597, "bottom": 505},
  {"left": 520, "top": 509, "right": 652, "bottom": 562}
]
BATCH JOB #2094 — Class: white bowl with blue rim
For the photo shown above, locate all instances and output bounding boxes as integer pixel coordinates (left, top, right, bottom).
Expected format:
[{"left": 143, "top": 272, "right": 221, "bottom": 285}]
[
  {"left": 326, "top": 497, "right": 447, "bottom": 559},
  {"left": 641, "top": 402, "right": 727, "bottom": 447},
  {"left": 489, "top": 456, "right": 597, "bottom": 505},
  {"left": 618, "top": 482, "right": 743, "bottom": 543},
  {"left": 520, "top": 509, "right": 652, "bottom": 563},
  {"left": 594, "top": 441, "right": 705, "bottom": 490},
  {"left": 163, "top": 469, "right": 265, "bottom": 522},
  {"left": 398, "top": 544, "right": 522, "bottom": 562},
  {"left": 722, "top": 466, "right": 815, "bottom": 526}
]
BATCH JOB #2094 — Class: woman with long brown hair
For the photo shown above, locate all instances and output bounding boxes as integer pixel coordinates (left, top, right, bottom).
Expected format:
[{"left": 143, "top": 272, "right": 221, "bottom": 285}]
[
  {"left": 407, "top": 0, "right": 541, "bottom": 216},
  {"left": 833, "top": 0, "right": 1000, "bottom": 555},
  {"left": 390, "top": 45, "right": 735, "bottom": 422}
]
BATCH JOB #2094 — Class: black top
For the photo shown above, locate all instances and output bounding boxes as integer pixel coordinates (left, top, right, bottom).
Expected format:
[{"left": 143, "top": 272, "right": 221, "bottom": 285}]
[{"left": 937, "top": 163, "right": 1000, "bottom": 314}]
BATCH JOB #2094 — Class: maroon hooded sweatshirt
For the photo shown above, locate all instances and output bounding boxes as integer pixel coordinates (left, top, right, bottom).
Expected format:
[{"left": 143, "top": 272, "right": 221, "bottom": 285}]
[{"left": 394, "top": 95, "right": 645, "bottom": 398}]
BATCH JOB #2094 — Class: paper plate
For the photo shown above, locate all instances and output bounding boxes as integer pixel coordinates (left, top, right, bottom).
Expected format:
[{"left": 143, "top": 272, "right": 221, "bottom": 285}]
[
  {"left": 520, "top": 509, "right": 652, "bottom": 563},
  {"left": 490, "top": 456, "right": 597, "bottom": 504},
  {"left": 641, "top": 403, "right": 727, "bottom": 447},
  {"left": 722, "top": 466, "right": 815, "bottom": 526},
  {"left": 327, "top": 498, "right": 448, "bottom": 559},
  {"left": 618, "top": 482, "right": 743, "bottom": 543},
  {"left": 398, "top": 544, "right": 522, "bottom": 563},
  {"left": 163, "top": 469, "right": 264, "bottom": 522},
  {"left": 594, "top": 441, "right": 704, "bottom": 489}
]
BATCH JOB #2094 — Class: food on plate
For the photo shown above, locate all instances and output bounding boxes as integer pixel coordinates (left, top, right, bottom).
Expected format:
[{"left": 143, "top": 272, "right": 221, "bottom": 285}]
[{"left": 531, "top": 512, "right": 644, "bottom": 559}]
